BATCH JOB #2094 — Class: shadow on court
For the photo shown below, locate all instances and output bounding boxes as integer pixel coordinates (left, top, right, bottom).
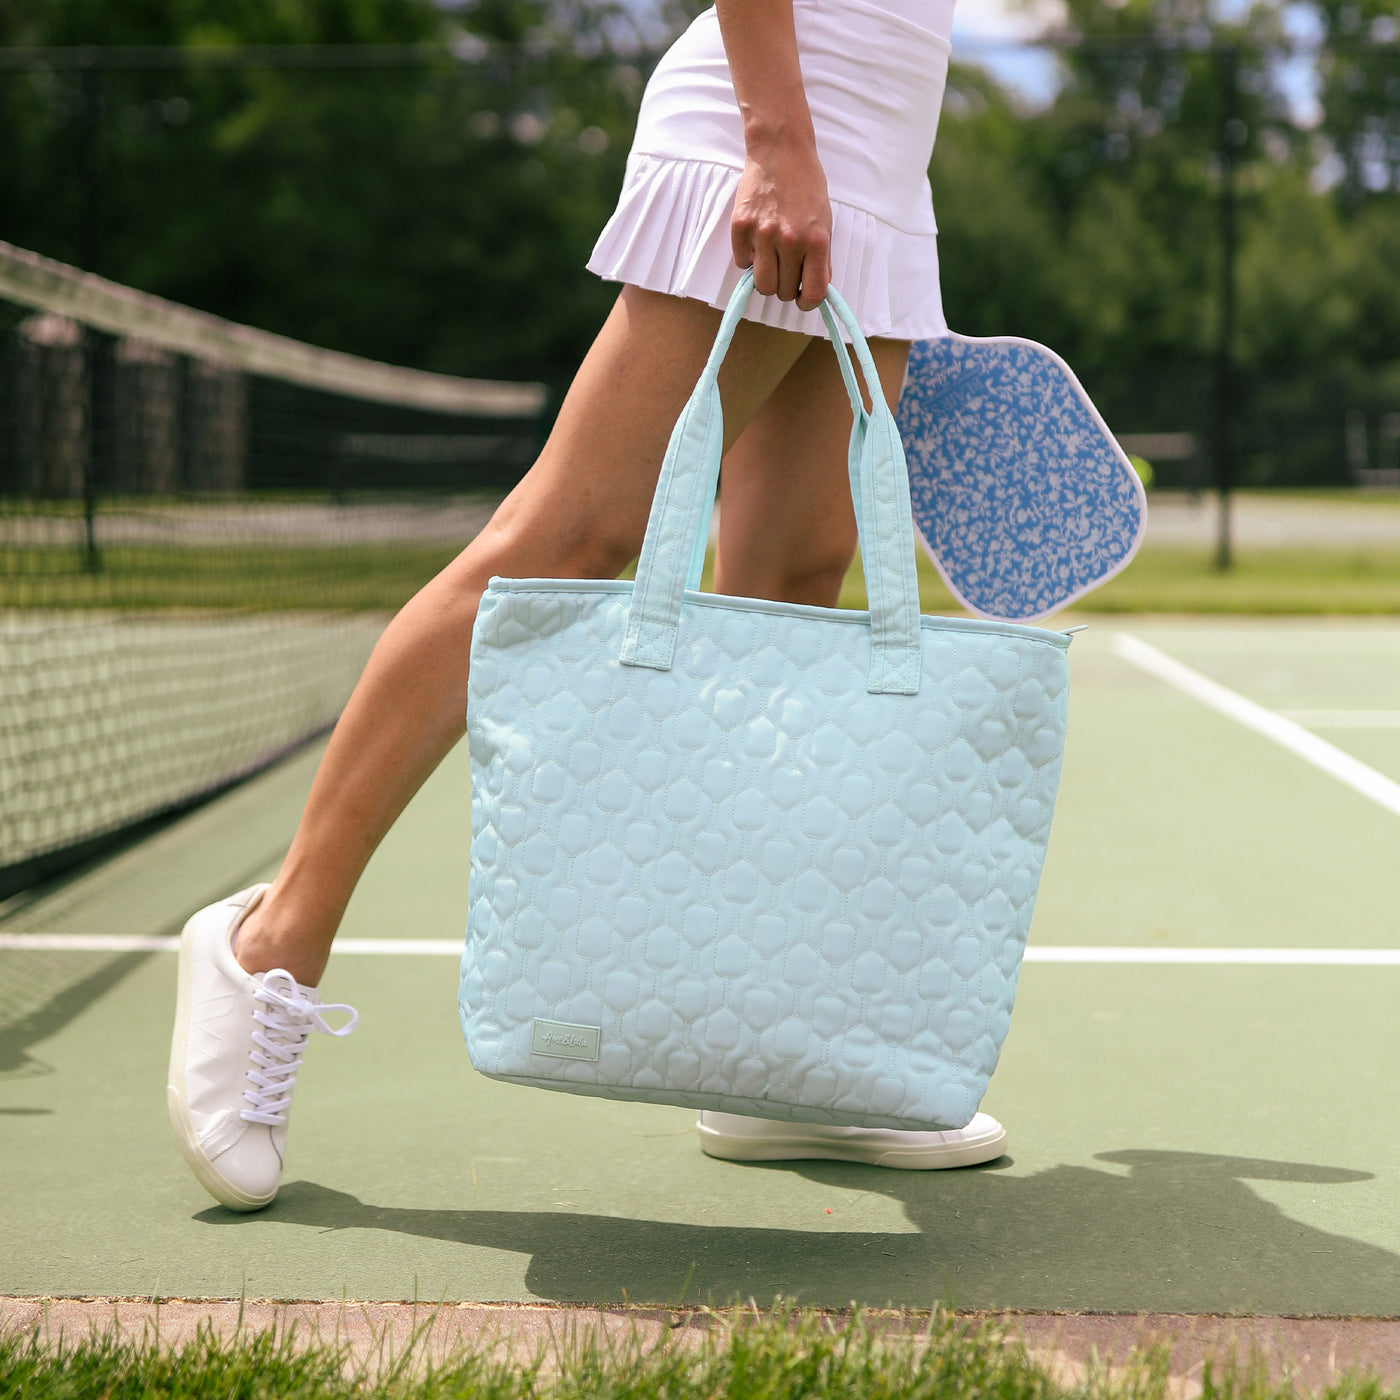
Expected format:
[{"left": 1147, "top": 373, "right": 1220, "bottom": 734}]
[
  {"left": 0, "top": 950, "right": 152, "bottom": 1077},
  {"left": 196, "top": 1151, "right": 1399, "bottom": 1314}
]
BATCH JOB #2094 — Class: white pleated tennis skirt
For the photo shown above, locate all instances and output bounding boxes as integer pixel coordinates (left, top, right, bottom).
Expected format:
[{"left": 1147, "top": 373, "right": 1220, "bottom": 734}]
[{"left": 587, "top": 0, "right": 955, "bottom": 340}]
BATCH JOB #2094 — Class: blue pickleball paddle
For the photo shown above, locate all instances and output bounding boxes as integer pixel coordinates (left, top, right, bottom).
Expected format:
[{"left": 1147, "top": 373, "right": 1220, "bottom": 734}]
[{"left": 896, "top": 335, "right": 1148, "bottom": 623}]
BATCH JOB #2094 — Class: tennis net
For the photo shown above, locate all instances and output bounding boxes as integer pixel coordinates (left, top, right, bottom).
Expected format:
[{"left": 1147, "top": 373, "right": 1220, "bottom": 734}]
[{"left": 0, "top": 241, "right": 546, "bottom": 898}]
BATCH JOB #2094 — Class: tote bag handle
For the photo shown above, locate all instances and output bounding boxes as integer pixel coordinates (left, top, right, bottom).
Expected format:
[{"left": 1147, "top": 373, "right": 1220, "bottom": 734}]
[{"left": 619, "top": 268, "right": 922, "bottom": 696}]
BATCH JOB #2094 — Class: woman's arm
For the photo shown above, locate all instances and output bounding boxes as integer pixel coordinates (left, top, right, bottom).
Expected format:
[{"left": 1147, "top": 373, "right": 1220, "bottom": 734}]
[{"left": 714, "top": 0, "right": 831, "bottom": 311}]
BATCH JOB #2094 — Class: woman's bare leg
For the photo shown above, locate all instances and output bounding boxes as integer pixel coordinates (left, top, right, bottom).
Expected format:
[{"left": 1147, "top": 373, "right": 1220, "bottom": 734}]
[
  {"left": 234, "top": 287, "right": 815, "bottom": 986},
  {"left": 713, "top": 333, "right": 910, "bottom": 605}
]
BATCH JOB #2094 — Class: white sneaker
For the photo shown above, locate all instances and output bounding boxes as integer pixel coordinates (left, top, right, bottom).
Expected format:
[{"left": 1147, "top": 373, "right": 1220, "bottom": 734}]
[
  {"left": 696, "top": 1110, "right": 1007, "bottom": 1169},
  {"left": 166, "top": 884, "right": 358, "bottom": 1211}
]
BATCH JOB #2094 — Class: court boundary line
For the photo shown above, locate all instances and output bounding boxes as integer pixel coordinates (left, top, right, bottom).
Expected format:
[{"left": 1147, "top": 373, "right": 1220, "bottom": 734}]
[
  {"left": 1113, "top": 633, "right": 1400, "bottom": 819},
  {"left": 2, "top": 934, "right": 1398, "bottom": 965},
  {"left": 1279, "top": 710, "right": 1400, "bottom": 729}
]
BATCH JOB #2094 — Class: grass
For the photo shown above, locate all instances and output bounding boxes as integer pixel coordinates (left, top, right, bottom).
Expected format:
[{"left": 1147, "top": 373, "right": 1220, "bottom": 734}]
[
  {"left": 0, "top": 543, "right": 465, "bottom": 612},
  {"left": 839, "top": 548, "right": 1400, "bottom": 618},
  {"left": 7, "top": 492, "right": 1400, "bottom": 615},
  {"left": 2, "top": 1304, "right": 1391, "bottom": 1400},
  {"left": 1076, "top": 548, "right": 1400, "bottom": 615},
  {"left": 0, "top": 493, "right": 500, "bottom": 613},
  {"left": 9, "top": 543, "right": 1400, "bottom": 616}
]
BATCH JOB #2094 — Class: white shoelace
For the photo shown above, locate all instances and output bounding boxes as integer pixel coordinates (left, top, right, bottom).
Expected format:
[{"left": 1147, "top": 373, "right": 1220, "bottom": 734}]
[{"left": 240, "top": 969, "right": 358, "bottom": 1126}]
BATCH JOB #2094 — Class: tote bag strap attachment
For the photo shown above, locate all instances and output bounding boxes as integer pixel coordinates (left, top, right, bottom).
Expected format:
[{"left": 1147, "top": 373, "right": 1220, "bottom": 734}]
[{"left": 619, "top": 268, "right": 922, "bottom": 696}]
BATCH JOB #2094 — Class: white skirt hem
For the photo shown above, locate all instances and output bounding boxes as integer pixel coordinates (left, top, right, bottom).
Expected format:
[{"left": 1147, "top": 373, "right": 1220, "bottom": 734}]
[{"left": 586, "top": 152, "right": 948, "bottom": 342}]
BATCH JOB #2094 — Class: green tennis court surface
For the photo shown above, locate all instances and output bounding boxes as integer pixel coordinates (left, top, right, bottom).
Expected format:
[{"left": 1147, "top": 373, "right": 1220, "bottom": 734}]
[{"left": 3, "top": 619, "right": 1399, "bottom": 1315}]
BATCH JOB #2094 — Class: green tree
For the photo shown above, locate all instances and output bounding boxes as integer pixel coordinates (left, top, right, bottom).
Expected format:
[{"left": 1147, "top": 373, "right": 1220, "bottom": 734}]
[
  {"left": 0, "top": 0, "right": 642, "bottom": 378},
  {"left": 1311, "top": 0, "right": 1400, "bottom": 201}
]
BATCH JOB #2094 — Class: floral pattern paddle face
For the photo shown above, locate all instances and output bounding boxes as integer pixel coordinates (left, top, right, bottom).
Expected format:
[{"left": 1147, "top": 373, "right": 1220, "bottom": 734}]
[{"left": 896, "top": 334, "right": 1148, "bottom": 623}]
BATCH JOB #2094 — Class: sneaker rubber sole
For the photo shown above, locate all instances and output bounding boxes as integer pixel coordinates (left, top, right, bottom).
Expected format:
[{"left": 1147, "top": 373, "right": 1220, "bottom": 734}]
[{"left": 696, "top": 1112, "right": 1008, "bottom": 1170}]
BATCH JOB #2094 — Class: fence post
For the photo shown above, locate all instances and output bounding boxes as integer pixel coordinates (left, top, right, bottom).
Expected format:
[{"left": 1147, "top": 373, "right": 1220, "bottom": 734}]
[
  {"left": 1213, "top": 44, "right": 1240, "bottom": 572},
  {"left": 78, "top": 50, "right": 103, "bottom": 573}
]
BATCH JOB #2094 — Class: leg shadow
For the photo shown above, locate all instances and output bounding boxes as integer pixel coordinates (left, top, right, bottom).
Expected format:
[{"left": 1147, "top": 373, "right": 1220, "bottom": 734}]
[
  {"left": 196, "top": 1149, "right": 1400, "bottom": 1314},
  {"left": 783, "top": 1149, "right": 1398, "bottom": 1314}
]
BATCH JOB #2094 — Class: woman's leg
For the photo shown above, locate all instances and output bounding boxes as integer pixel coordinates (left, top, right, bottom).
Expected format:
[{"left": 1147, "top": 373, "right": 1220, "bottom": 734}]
[
  {"left": 234, "top": 287, "right": 816, "bottom": 986},
  {"left": 712, "top": 332, "right": 910, "bottom": 606}
]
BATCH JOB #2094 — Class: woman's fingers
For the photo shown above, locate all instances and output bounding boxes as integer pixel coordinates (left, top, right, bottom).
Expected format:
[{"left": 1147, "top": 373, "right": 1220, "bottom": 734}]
[
  {"left": 794, "top": 234, "right": 830, "bottom": 312},
  {"left": 761, "top": 226, "right": 828, "bottom": 309},
  {"left": 749, "top": 238, "right": 823, "bottom": 305},
  {"left": 775, "top": 230, "right": 806, "bottom": 303},
  {"left": 749, "top": 239, "right": 781, "bottom": 298},
  {"left": 731, "top": 150, "right": 832, "bottom": 308}
]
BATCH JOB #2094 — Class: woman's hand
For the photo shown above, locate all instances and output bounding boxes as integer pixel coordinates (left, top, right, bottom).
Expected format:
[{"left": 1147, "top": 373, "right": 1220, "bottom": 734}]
[
  {"left": 715, "top": 0, "right": 832, "bottom": 312},
  {"left": 731, "top": 135, "right": 832, "bottom": 311}
]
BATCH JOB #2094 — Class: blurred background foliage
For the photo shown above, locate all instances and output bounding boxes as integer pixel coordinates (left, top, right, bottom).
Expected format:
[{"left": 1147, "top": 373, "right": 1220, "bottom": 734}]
[
  {"left": 1, "top": 0, "right": 644, "bottom": 380},
  {"left": 934, "top": 0, "right": 1400, "bottom": 367},
  {"left": 2, "top": 0, "right": 1398, "bottom": 483}
]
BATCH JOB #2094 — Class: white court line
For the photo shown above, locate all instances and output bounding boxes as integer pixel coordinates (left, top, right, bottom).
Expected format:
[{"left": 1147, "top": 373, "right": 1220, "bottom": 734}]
[
  {"left": 1114, "top": 633, "right": 1400, "bottom": 819},
  {"left": 0, "top": 935, "right": 462, "bottom": 954},
  {"left": 1, "top": 934, "right": 1398, "bottom": 965},
  {"left": 1279, "top": 710, "right": 1400, "bottom": 728},
  {"left": 1024, "top": 946, "right": 1400, "bottom": 965}
]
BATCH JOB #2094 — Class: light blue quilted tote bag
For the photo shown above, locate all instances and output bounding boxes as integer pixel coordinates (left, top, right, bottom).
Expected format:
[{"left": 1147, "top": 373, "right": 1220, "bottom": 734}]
[{"left": 461, "top": 270, "right": 1072, "bottom": 1131}]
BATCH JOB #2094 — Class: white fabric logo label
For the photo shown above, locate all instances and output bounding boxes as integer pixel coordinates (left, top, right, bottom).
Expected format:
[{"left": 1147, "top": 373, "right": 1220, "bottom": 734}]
[{"left": 530, "top": 1018, "right": 601, "bottom": 1061}]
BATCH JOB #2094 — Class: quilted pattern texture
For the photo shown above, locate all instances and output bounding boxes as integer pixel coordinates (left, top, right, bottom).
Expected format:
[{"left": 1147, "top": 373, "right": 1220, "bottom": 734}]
[
  {"left": 897, "top": 335, "right": 1147, "bottom": 624},
  {"left": 461, "top": 582, "right": 1070, "bottom": 1131}
]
